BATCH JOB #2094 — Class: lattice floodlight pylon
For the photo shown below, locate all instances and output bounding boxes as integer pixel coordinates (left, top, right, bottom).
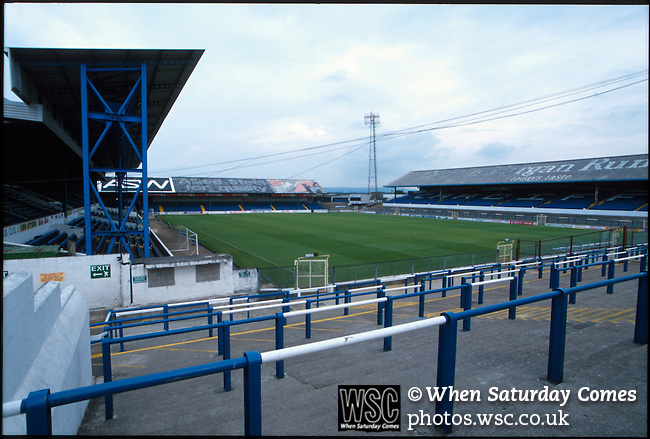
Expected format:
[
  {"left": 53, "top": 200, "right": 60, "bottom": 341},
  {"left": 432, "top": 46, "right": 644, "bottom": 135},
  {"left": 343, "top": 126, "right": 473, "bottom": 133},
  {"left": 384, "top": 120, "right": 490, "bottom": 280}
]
[
  {"left": 80, "top": 63, "right": 150, "bottom": 257},
  {"left": 295, "top": 254, "right": 329, "bottom": 290}
]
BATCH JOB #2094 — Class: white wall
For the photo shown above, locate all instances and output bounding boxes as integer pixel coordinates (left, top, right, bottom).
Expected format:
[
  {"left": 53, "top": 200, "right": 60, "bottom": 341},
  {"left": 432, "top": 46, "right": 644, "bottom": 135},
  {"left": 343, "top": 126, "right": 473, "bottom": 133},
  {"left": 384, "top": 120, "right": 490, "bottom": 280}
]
[
  {"left": 130, "top": 255, "right": 235, "bottom": 306},
  {"left": 2, "top": 272, "right": 92, "bottom": 435},
  {"left": 234, "top": 267, "right": 259, "bottom": 294},
  {"left": 3, "top": 254, "right": 124, "bottom": 309},
  {"left": 3, "top": 253, "right": 259, "bottom": 310}
]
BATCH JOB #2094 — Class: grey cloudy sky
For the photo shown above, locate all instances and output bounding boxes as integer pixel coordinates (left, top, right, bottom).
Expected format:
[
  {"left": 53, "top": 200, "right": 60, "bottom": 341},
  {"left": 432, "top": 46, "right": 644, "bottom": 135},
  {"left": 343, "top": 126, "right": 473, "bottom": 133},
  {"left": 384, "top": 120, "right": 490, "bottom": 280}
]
[{"left": 4, "top": 3, "right": 648, "bottom": 189}]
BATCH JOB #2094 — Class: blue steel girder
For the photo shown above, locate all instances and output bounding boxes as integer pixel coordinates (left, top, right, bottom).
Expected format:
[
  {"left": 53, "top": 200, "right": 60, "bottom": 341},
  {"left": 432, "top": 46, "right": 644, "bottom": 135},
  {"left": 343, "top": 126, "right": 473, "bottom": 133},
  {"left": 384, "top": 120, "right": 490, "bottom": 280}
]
[
  {"left": 88, "top": 182, "right": 137, "bottom": 255},
  {"left": 81, "top": 63, "right": 150, "bottom": 258}
]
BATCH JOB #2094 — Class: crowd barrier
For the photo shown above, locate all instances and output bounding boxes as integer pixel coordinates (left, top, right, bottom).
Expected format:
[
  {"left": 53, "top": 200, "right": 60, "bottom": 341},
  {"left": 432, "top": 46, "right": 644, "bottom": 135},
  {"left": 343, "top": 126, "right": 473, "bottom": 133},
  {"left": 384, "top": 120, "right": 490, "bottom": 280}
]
[{"left": 4, "top": 246, "right": 647, "bottom": 435}]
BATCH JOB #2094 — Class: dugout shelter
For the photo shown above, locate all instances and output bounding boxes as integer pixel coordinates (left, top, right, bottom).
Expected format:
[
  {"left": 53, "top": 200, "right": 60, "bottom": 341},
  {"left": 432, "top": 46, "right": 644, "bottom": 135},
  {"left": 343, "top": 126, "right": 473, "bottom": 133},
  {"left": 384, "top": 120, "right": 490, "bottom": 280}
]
[{"left": 385, "top": 154, "right": 648, "bottom": 229}]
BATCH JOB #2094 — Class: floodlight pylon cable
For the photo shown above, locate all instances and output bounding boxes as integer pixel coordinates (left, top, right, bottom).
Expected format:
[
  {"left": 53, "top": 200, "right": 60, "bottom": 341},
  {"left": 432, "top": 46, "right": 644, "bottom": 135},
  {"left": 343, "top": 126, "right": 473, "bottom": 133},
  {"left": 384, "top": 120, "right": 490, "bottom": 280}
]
[
  {"left": 149, "top": 69, "right": 647, "bottom": 176},
  {"left": 192, "top": 139, "right": 372, "bottom": 177},
  {"left": 380, "top": 77, "right": 648, "bottom": 139},
  {"left": 382, "top": 69, "right": 648, "bottom": 137},
  {"left": 286, "top": 143, "right": 369, "bottom": 180}
]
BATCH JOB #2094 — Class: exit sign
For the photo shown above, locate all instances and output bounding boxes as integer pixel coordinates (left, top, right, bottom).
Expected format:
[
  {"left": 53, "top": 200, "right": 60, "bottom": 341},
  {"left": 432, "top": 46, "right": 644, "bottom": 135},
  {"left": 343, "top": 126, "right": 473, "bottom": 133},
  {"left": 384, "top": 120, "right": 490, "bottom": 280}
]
[{"left": 90, "top": 264, "right": 111, "bottom": 279}]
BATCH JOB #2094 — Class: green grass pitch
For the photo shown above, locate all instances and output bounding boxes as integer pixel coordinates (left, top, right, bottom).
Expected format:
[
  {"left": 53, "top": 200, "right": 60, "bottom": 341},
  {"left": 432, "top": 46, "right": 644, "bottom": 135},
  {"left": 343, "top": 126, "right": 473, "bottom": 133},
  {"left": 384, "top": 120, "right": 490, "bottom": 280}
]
[{"left": 160, "top": 212, "right": 577, "bottom": 269}]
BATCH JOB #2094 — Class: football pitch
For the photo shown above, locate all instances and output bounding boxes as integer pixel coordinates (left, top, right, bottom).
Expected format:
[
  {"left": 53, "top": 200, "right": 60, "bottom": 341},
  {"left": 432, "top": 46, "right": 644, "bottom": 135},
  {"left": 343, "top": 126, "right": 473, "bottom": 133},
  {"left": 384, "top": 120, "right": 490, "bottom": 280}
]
[{"left": 160, "top": 212, "right": 577, "bottom": 269}]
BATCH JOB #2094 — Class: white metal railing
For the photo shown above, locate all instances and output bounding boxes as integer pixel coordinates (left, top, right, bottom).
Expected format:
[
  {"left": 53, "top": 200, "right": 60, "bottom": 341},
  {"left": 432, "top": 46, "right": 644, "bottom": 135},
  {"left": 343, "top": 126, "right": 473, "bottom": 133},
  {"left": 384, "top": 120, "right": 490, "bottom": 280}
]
[
  {"left": 614, "top": 254, "right": 645, "bottom": 263},
  {"left": 469, "top": 276, "right": 515, "bottom": 287},
  {"left": 382, "top": 285, "right": 421, "bottom": 294},
  {"left": 2, "top": 400, "right": 23, "bottom": 418},
  {"left": 218, "top": 300, "right": 307, "bottom": 316},
  {"left": 292, "top": 285, "right": 335, "bottom": 297},
  {"left": 113, "top": 297, "right": 248, "bottom": 318},
  {"left": 283, "top": 297, "right": 387, "bottom": 318},
  {"left": 260, "top": 315, "right": 448, "bottom": 363},
  {"left": 211, "top": 298, "right": 284, "bottom": 312},
  {"left": 346, "top": 285, "right": 383, "bottom": 294}
]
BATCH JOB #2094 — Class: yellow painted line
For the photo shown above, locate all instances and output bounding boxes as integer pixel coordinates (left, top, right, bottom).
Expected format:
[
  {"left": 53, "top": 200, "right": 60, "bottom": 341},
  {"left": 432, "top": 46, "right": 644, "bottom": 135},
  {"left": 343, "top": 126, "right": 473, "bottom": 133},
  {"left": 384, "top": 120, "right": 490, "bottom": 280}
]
[
  {"left": 573, "top": 310, "right": 610, "bottom": 322},
  {"left": 577, "top": 309, "right": 619, "bottom": 321},
  {"left": 481, "top": 309, "right": 510, "bottom": 319},
  {"left": 609, "top": 311, "right": 637, "bottom": 323},
  {"left": 92, "top": 363, "right": 147, "bottom": 368},
  {"left": 567, "top": 308, "right": 597, "bottom": 318},
  {"left": 424, "top": 293, "right": 461, "bottom": 304},
  {"left": 521, "top": 307, "right": 552, "bottom": 319},
  {"left": 92, "top": 306, "right": 382, "bottom": 359},
  {"left": 515, "top": 307, "right": 550, "bottom": 319},
  {"left": 90, "top": 273, "right": 619, "bottom": 360},
  {"left": 592, "top": 310, "right": 631, "bottom": 323},
  {"left": 91, "top": 335, "right": 219, "bottom": 359},
  {"left": 158, "top": 347, "right": 219, "bottom": 353}
]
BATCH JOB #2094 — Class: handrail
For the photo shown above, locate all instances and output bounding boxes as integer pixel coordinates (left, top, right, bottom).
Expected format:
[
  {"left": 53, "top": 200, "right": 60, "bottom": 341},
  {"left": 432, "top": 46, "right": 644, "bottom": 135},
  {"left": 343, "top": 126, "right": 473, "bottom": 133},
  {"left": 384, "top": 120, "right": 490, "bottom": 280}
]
[
  {"left": 260, "top": 315, "right": 448, "bottom": 363},
  {"left": 283, "top": 297, "right": 386, "bottom": 318},
  {"left": 7, "top": 270, "right": 647, "bottom": 436},
  {"left": 91, "top": 247, "right": 646, "bottom": 342},
  {"left": 211, "top": 298, "right": 284, "bottom": 311},
  {"left": 3, "top": 400, "right": 23, "bottom": 418},
  {"left": 219, "top": 300, "right": 307, "bottom": 316},
  {"left": 468, "top": 276, "right": 515, "bottom": 287}
]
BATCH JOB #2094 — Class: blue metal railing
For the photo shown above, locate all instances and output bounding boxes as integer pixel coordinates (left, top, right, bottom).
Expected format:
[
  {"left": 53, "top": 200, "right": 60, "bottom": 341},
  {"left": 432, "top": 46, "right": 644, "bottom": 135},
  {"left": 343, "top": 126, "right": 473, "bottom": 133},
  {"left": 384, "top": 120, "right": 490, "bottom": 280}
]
[
  {"left": 90, "top": 247, "right": 646, "bottom": 356},
  {"left": 11, "top": 269, "right": 646, "bottom": 435}
]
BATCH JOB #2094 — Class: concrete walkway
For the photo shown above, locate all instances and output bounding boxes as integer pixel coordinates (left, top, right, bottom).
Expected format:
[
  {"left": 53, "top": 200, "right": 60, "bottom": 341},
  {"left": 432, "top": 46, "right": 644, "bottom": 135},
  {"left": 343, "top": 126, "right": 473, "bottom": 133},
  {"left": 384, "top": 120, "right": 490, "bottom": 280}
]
[
  {"left": 149, "top": 216, "right": 213, "bottom": 257},
  {"left": 79, "top": 262, "right": 647, "bottom": 436}
]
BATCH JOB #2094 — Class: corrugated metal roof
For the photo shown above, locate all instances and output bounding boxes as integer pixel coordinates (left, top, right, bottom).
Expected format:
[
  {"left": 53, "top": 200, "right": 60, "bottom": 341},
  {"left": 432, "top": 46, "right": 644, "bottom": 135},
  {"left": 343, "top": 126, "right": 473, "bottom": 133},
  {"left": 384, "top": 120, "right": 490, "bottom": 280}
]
[
  {"left": 7, "top": 47, "right": 204, "bottom": 170},
  {"left": 386, "top": 154, "right": 648, "bottom": 187}
]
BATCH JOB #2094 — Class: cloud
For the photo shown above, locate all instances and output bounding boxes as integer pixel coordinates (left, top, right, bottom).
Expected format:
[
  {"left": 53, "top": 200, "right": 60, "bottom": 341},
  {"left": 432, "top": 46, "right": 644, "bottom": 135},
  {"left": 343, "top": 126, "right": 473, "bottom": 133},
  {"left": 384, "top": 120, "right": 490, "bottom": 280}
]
[
  {"left": 257, "top": 122, "right": 328, "bottom": 146},
  {"left": 4, "top": 3, "right": 648, "bottom": 188},
  {"left": 475, "top": 142, "right": 516, "bottom": 162}
]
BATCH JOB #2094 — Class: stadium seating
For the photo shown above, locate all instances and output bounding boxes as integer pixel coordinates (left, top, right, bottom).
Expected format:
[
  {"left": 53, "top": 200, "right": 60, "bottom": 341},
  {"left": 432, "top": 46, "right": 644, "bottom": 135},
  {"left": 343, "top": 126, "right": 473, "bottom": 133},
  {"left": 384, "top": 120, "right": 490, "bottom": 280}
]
[
  {"left": 207, "top": 202, "right": 242, "bottom": 212},
  {"left": 386, "top": 188, "right": 647, "bottom": 214},
  {"left": 591, "top": 193, "right": 648, "bottom": 211},
  {"left": 242, "top": 202, "right": 273, "bottom": 211},
  {"left": 543, "top": 193, "right": 594, "bottom": 209},
  {"left": 462, "top": 194, "right": 510, "bottom": 207},
  {"left": 158, "top": 202, "right": 204, "bottom": 213},
  {"left": 3, "top": 193, "right": 58, "bottom": 225},
  {"left": 302, "top": 202, "right": 324, "bottom": 211},
  {"left": 498, "top": 194, "right": 555, "bottom": 208}
]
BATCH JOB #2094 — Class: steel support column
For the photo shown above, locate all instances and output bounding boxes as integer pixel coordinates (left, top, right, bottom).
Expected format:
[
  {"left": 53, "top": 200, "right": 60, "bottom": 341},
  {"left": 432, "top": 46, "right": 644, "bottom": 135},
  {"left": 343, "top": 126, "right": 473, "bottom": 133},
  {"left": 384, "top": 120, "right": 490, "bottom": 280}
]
[{"left": 80, "top": 63, "right": 150, "bottom": 257}]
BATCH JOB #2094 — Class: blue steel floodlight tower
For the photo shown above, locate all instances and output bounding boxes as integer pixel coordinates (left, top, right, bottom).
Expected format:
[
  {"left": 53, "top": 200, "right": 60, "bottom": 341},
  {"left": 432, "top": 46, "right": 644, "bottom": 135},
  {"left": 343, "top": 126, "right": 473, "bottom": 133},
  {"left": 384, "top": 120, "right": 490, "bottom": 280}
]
[{"left": 80, "top": 63, "right": 150, "bottom": 258}]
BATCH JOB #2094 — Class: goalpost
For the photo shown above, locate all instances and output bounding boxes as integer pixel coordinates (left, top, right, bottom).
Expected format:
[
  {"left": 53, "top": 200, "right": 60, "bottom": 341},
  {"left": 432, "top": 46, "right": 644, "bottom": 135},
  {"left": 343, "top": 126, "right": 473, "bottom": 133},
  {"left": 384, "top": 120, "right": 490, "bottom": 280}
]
[
  {"left": 174, "top": 226, "right": 199, "bottom": 255},
  {"left": 295, "top": 254, "right": 329, "bottom": 289},
  {"left": 497, "top": 239, "right": 513, "bottom": 263}
]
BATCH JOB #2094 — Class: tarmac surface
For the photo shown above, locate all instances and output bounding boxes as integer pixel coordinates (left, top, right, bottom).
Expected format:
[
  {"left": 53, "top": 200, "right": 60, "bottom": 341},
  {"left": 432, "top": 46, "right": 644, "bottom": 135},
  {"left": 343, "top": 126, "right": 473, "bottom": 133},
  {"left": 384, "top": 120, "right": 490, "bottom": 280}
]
[{"left": 80, "top": 261, "right": 647, "bottom": 436}]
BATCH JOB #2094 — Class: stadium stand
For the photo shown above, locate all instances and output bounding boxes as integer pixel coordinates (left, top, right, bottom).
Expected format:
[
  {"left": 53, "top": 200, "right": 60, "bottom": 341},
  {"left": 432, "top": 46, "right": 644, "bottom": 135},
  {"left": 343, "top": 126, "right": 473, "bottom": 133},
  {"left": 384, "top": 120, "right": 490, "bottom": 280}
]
[
  {"left": 129, "top": 177, "right": 327, "bottom": 215},
  {"left": 384, "top": 154, "right": 648, "bottom": 229},
  {"left": 592, "top": 192, "right": 647, "bottom": 211}
]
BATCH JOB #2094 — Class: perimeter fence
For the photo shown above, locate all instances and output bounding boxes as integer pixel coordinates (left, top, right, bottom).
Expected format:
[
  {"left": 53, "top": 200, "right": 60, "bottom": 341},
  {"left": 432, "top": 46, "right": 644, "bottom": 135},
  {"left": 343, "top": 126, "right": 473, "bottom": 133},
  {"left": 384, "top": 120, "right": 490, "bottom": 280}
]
[{"left": 259, "top": 226, "right": 647, "bottom": 289}]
